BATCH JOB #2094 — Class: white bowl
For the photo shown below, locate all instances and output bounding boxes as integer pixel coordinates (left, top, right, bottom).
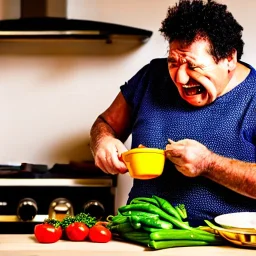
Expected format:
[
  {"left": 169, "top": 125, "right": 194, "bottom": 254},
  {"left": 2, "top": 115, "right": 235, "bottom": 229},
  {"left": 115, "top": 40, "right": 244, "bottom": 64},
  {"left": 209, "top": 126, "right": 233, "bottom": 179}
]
[{"left": 214, "top": 212, "right": 256, "bottom": 230}]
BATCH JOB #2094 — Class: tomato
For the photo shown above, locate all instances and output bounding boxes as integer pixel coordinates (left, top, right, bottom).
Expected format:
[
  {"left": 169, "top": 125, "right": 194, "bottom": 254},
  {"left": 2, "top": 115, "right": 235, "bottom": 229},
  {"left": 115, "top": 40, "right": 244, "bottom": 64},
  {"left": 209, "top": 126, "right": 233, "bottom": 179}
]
[
  {"left": 65, "top": 222, "right": 89, "bottom": 241},
  {"left": 88, "top": 225, "right": 112, "bottom": 243},
  {"left": 34, "top": 223, "right": 62, "bottom": 243}
]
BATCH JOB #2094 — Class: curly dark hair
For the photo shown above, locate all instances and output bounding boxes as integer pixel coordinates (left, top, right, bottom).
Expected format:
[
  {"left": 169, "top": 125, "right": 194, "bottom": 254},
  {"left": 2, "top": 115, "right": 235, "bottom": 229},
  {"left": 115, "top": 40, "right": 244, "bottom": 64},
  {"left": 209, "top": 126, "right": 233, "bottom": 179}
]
[{"left": 159, "top": 0, "right": 244, "bottom": 62}]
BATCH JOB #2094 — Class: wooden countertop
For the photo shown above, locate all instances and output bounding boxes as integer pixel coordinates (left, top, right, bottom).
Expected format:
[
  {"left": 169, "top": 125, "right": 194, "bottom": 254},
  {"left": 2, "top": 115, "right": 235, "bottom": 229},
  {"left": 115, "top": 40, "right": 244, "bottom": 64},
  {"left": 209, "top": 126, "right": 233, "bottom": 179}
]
[{"left": 0, "top": 235, "right": 255, "bottom": 256}]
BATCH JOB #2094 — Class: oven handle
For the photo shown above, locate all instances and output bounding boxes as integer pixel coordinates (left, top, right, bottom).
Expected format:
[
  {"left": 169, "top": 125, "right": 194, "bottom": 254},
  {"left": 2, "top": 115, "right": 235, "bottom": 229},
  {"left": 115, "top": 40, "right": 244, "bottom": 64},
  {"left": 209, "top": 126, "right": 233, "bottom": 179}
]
[{"left": 0, "top": 178, "right": 114, "bottom": 187}]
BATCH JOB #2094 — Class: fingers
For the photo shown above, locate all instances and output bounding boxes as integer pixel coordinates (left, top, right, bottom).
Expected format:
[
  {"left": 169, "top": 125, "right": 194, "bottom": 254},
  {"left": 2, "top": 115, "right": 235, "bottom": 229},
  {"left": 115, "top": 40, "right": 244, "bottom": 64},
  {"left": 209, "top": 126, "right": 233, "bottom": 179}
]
[
  {"left": 138, "top": 144, "right": 147, "bottom": 148},
  {"left": 165, "top": 152, "right": 183, "bottom": 166},
  {"left": 165, "top": 138, "right": 211, "bottom": 177},
  {"left": 167, "top": 138, "right": 175, "bottom": 144},
  {"left": 94, "top": 141, "right": 128, "bottom": 175},
  {"left": 166, "top": 141, "right": 185, "bottom": 157},
  {"left": 165, "top": 139, "right": 188, "bottom": 165},
  {"left": 107, "top": 152, "right": 128, "bottom": 175},
  {"left": 96, "top": 154, "right": 127, "bottom": 175},
  {"left": 167, "top": 138, "right": 185, "bottom": 147}
]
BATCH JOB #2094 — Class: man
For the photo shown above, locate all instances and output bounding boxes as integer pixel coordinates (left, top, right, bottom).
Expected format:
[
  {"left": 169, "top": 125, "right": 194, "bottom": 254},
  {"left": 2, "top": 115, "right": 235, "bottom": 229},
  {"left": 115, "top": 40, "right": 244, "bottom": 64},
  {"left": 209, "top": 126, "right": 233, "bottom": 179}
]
[{"left": 90, "top": 0, "right": 256, "bottom": 225}]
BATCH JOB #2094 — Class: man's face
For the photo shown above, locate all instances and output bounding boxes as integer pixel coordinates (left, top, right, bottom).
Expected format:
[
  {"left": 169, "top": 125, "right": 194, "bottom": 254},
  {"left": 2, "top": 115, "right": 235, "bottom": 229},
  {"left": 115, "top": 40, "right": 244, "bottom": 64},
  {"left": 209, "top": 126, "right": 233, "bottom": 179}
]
[{"left": 168, "top": 40, "right": 234, "bottom": 107}]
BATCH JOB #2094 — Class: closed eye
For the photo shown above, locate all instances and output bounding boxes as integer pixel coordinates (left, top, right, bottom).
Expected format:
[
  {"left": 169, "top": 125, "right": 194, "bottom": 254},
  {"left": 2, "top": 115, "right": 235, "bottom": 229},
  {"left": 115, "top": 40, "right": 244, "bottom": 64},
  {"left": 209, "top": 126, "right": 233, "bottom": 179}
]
[
  {"left": 167, "top": 58, "right": 178, "bottom": 68},
  {"left": 188, "top": 62, "right": 197, "bottom": 70}
]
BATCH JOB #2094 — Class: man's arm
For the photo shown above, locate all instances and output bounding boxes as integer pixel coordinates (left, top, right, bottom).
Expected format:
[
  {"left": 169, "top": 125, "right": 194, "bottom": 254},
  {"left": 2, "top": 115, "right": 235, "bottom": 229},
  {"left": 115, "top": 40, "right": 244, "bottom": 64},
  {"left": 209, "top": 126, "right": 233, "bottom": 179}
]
[
  {"left": 90, "top": 92, "right": 132, "bottom": 174},
  {"left": 203, "top": 153, "right": 256, "bottom": 199},
  {"left": 90, "top": 92, "right": 132, "bottom": 154},
  {"left": 166, "top": 139, "right": 256, "bottom": 199}
]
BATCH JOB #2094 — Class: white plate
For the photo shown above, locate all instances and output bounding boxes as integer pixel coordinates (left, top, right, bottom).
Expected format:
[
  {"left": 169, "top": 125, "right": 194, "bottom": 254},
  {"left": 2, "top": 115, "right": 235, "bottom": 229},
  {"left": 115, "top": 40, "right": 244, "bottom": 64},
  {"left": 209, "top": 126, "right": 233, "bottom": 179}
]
[{"left": 215, "top": 212, "right": 256, "bottom": 229}]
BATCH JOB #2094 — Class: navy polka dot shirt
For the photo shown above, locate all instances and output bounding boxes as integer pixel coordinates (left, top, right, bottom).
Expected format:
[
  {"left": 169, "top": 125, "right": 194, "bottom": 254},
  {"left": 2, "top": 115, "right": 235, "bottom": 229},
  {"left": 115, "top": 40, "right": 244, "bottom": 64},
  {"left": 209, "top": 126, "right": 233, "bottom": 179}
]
[{"left": 120, "top": 58, "right": 256, "bottom": 225}]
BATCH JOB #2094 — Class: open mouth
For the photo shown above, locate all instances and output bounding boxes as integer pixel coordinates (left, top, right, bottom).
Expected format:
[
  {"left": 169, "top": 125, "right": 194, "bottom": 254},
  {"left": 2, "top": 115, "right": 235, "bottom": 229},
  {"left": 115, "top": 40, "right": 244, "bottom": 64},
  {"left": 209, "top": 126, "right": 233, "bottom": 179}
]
[{"left": 183, "top": 84, "right": 206, "bottom": 96}]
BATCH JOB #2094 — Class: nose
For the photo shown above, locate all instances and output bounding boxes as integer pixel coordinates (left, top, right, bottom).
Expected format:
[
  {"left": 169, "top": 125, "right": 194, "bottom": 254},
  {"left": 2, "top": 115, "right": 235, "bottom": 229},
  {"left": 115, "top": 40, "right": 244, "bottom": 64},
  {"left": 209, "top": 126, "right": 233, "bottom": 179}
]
[{"left": 175, "top": 64, "right": 190, "bottom": 85}]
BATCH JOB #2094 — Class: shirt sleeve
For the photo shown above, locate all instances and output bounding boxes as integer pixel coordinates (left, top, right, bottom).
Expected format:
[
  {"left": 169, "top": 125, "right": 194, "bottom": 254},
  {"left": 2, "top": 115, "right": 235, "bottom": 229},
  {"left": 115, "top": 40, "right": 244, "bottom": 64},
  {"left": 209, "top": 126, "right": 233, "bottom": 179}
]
[{"left": 120, "top": 63, "right": 151, "bottom": 122}]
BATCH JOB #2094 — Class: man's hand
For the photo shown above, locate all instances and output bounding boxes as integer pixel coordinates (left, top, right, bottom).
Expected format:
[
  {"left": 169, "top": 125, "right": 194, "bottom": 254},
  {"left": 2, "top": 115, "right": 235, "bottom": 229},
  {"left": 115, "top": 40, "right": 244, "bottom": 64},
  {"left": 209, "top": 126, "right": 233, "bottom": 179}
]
[
  {"left": 165, "top": 139, "right": 212, "bottom": 177},
  {"left": 92, "top": 136, "right": 128, "bottom": 175}
]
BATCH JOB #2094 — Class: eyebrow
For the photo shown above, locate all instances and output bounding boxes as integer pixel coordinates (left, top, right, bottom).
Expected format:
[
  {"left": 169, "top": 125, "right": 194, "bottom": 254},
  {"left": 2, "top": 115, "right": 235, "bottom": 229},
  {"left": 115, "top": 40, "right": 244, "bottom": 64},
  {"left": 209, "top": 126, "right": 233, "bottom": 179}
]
[{"left": 167, "top": 56, "right": 201, "bottom": 68}]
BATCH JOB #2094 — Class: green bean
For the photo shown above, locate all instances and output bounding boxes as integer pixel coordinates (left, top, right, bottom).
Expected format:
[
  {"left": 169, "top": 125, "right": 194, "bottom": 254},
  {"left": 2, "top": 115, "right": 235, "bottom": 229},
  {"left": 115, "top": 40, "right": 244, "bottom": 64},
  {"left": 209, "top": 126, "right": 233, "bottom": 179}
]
[
  {"left": 121, "top": 231, "right": 150, "bottom": 246},
  {"left": 142, "top": 226, "right": 165, "bottom": 233},
  {"left": 148, "top": 239, "right": 220, "bottom": 250},
  {"left": 152, "top": 195, "right": 182, "bottom": 221},
  {"left": 175, "top": 204, "right": 187, "bottom": 220},
  {"left": 118, "top": 203, "right": 192, "bottom": 230},
  {"left": 110, "top": 215, "right": 129, "bottom": 224},
  {"left": 130, "top": 197, "right": 160, "bottom": 207},
  {"left": 204, "top": 220, "right": 222, "bottom": 230},
  {"left": 130, "top": 215, "right": 173, "bottom": 229},
  {"left": 109, "top": 222, "right": 134, "bottom": 233},
  {"left": 128, "top": 217, "right": 142, "bottom": 230},
  {"left": 121, "top": 211, "right": 159, "bottom": 219},
  {"left": 149, "top": 229, "right": 223, "bottom": 243}
]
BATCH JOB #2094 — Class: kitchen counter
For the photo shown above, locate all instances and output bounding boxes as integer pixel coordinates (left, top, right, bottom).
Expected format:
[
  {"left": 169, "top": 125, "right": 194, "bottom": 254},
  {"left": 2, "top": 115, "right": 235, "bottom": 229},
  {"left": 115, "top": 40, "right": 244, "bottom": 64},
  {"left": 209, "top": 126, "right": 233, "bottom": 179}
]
[{"left": 0, "top": 235, "right": 255, "bottom": 256}]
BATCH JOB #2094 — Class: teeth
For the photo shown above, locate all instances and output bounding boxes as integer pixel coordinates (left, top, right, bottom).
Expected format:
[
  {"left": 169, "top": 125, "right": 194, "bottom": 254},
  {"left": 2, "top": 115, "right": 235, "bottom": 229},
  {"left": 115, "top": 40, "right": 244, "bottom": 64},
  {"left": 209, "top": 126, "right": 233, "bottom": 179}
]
[
  {"left": 183, "top": 85, "right": 205, "bottom": 96},
  {"left": 182, "top": 84, "right": 199, "bottom": 88}
]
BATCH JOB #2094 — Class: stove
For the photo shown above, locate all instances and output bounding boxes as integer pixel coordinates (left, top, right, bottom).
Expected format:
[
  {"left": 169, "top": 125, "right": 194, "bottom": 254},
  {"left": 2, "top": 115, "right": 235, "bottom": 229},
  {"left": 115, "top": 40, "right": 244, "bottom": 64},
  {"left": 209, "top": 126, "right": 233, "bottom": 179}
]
[{"left": 0, "top": 162, "right": 117, "bottom": 234}]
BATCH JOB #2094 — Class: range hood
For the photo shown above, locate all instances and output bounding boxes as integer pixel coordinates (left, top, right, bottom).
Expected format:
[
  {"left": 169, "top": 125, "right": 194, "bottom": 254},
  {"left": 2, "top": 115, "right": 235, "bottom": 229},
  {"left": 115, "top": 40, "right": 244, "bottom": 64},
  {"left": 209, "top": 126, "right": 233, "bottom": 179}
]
[{"left": 0, "top": 0, "right": 153, "bottom": 42}]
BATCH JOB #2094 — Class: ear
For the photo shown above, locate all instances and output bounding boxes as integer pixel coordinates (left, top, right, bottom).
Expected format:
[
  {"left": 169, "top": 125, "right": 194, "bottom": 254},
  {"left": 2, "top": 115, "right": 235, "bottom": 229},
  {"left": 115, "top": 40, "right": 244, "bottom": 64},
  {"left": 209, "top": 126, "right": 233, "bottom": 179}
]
[{"left": 227, "top": 49, "right": 237, "bottom": 71}]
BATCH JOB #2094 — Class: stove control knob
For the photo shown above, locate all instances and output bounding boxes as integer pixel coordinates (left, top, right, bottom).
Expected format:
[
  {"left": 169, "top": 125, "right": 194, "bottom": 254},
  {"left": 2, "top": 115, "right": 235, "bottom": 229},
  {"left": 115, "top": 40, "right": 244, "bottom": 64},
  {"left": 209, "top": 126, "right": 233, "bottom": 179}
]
[
  {"left": 17, "top": 198, "right": 38, "bottom": 221},
  {"left": 48, "top": 198, "right": 74, "bottom": 221},
  {"left": 83, "top": 200, "right": 105, "bottom": 220}
]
